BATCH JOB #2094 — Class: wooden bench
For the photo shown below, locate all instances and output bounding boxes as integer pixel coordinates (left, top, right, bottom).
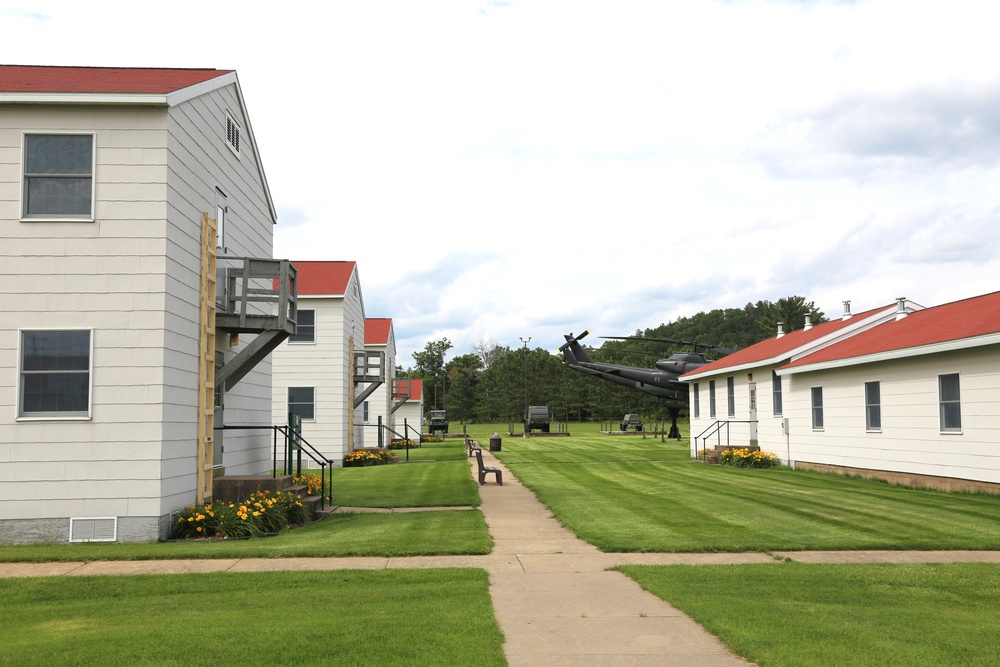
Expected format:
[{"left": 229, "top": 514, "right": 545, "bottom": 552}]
[
  {"left": 466, "top": 437, "right": 482, "bottom": 457},
  {"left": 474, "top": 449, "right": 502, "bottom": 485}
]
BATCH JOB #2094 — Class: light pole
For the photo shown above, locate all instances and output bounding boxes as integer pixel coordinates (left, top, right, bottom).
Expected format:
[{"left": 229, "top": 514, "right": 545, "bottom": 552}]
[{"left": 519, "top": 336, "right": 531, "bottom": 424}]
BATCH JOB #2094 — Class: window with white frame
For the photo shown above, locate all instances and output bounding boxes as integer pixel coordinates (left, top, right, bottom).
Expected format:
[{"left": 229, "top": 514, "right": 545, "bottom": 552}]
[
  {"left": 865, "top": 381, "right": 881, "bottom": 431},
  {"left": 811, "top": 386, "right": 824, "bottom": 430},
  {"left": 22, "top": 134, "right": 95, "bottom": 219},
  {"left": 215, "top": 189, "right": 227, "bottom": 250},
  {"left": 288, "top": 387, "right": 315, "bottom": 421},
  {"left": 938, "top": 373, "right": 962, "bottom": 432},
  {"left": 19, "top": 330, "right": 92, "bottom": 418},
  {"left": 772, "top": 370, "right": 783, "bottom": 416},
  {"left": 289, "top": 309, "right": 315, "bottom": 343},
  {"left": 726, "top": 376, "right": 735, "bottom": 417},
  {"left": 692, "top": 382, "right": 700, "bottom": 419},
  {"left": 709, "top": 380, "right": 716, "bottom": 419}
]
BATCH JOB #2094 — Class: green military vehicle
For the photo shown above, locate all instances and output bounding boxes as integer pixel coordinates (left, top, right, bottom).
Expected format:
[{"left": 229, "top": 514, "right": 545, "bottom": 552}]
[
  {"left": 428, "top": 409, "right": 449, "bottom": 434},
  {"left": 524, "top": 405, "right": 551, "bottom": 433},
  {"left": 620, "top": 413, "right": 643, "bottom": 431}
]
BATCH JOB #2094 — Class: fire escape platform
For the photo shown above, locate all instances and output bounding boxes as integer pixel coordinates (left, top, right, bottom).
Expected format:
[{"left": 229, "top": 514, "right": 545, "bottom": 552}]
[{"left": 215, "top": 257, "right": 298, "bottom": 391}]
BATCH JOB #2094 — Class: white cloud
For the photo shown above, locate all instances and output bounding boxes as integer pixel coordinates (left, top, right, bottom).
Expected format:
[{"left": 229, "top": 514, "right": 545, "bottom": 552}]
[{"left": 5, "top": 0, "right": 999, "bottom": 365}]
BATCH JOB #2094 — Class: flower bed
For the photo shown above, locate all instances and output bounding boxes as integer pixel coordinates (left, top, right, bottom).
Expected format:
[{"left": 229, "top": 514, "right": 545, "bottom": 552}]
[
  {"left": 292, "top": 472, "right": 325, "bottom": 495},
  {"left": 343, "top": 449, "right": 395, "bottom": 467},
  {"left": 717, "top": 447, "right": 781, "bottom": 469},
  {"left": 171, "top": 490, "right": 311, "bottom": 539},
  {"left": 388, "top": 439, "right": 419, "bottom": 450}
]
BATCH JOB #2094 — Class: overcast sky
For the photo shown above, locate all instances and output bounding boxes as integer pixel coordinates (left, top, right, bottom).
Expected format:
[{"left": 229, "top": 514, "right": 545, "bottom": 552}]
[{"left": 5, "top": 0, "right": 999, "bottom": 367}]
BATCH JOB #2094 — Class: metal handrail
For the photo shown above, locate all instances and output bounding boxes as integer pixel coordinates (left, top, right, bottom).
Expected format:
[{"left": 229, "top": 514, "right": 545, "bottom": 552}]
[
  {"left": 273, "top": 425, "right": 333, "bottom": 509},
  {"left": 215, "top": 424, "right": 333, "bottom": 510},
  {"left": 693, "top": 420, "right": 756, "bottom": 460}
]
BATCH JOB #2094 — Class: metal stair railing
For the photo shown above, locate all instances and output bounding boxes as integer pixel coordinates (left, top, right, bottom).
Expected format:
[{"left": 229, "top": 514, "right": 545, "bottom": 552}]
[
  {"left": 694, "top": 420, "right": 756, "bottom": 461},
  {"left": 273, "top": 425, "right": 333, "bottom": 510},
  {"left": 215, "top": 424, "right": 333, "bottom": 510}
]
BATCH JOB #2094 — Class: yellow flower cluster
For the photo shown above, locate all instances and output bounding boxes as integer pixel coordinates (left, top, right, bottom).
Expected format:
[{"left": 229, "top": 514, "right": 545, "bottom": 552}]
[
  {"left": 718, "top": 447, "right": 781, "bottom": 469},
  {"left": 343, "top": 449, "right": 393, "bottom": 467},
  {"left": 170, "top": 489, "right": 312, "bottom": 540},
  {"left": 292, "top": 473, "right": 324, "bottom": 495}
]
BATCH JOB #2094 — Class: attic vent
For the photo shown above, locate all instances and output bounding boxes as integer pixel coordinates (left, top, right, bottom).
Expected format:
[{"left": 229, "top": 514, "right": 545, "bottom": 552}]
[
  {"left": 226, "top": 115, "right": 241, "bottom": 155},
  {"left": 69, "top": 517, "right": 117, "bottom": 542}
]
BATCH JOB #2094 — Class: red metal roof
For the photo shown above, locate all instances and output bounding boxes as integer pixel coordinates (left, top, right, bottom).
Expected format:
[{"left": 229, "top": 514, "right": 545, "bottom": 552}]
[
  {"left": 681, "top": 305, "right": 891, "bottom": 378},
  {"left": 292, "top": 261, "right": 356, "bottom": 296},
  {"left": 782, "top": 290, "right": 1000, "bottom": 369},
  {"left": 365, "top": 318, "right": 392, "bottom": 345},
  {"left": 0, "top": 65, "right": 233, "bottom": 94}
]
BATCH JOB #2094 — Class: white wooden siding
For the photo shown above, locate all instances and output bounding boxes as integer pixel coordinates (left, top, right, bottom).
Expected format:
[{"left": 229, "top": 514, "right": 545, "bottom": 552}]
[
  {"left": 271, "top": 268, "right": 368, "bottom": 465},
  {"left": 0, "top": 82, "right": 277, "bottom": 540},
  {"left": 783, "top": 346, "right": 1000, "bottom": 483}
]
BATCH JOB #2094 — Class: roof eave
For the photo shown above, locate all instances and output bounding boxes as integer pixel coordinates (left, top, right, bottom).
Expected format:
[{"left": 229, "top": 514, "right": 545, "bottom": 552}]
[
  {"left": 0, "top": 92, "right": 169, "bottom": 105},
  {"left": 777, "top": 332, "right": 1000, "bottom": 376}
]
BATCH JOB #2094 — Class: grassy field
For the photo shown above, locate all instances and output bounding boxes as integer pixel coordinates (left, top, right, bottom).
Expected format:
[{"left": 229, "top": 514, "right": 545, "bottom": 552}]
[
  {"left": 620, "top": 562, "right": 1000, "bottom": 667},
  {"left": 486, "top": 427, "right": 1000, "bottom": 552},
  {"left": 0, "top": 440, "right": 490, "bottom": 563},
  {"left": 6, "top": 423, "right": 1000, "bottom": 666},
  {"left": 0, "top": 569, "right": 506, "bottom": 667}
]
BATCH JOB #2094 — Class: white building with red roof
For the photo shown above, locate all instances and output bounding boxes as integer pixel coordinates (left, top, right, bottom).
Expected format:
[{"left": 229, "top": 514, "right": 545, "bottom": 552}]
[
  {"left": 0, "top": 65, "right": 294, "bottom": 543},
  {"left": 682, "top": 291, "right": 1000, "bottom": 491},
  {"left": 392, "top": 378, "right": 424, "bottom": 438},
  {"left": 270, "top": 261, "right": 371, "bottom": 464},
  {"left": 363, "top": 318, "right": 397, "bottom": 439}
]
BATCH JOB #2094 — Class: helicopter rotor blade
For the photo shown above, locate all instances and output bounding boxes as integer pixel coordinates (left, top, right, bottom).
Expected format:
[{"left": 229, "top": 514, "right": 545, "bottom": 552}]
[{"left": 600, "top": 335, "right": 734, "bottom": 355}]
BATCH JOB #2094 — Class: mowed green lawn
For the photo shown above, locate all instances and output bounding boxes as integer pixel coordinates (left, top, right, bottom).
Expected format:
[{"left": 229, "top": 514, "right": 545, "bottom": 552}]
[
  {"left": 621, "top": 562, "right": 1000, "bottom": 667},
  {"left": 6, "top": 424, "right": 1000, "bottom": 667},
  {"left": 0, "top": 443, "right": 489, "bottom": 563},
  {"left": 493, "top": 429, "right": 1000, "bottom": 552},
  {"left": 0, "top": 569, "right": 506, "bottom": 667}
]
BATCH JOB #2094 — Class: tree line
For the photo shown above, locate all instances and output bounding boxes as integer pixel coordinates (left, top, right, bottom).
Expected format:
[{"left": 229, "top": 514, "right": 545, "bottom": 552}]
[{"left": 399, "top": 296, "right": 825, "bottom": 424}]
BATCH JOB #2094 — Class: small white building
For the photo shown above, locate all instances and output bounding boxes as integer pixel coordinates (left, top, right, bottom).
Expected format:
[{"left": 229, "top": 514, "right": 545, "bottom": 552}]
[
  {"left": 0, "top": 65, "right": 294, "bottom": 544},
  {"left": 363, "top": 318, "right": 396, "bottom": 443},
  {"left": 392, "top": 377, "right": 424, "bottom": 440},
  {"left": 682, "top": 291, "right": 1000, "bottom": 492},
  {"left": 270, "top": 261, "right": 372, "bottom": 465}
]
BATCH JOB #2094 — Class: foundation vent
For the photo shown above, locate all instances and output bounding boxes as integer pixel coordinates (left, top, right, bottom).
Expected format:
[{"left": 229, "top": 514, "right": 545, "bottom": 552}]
[{"left": 69, "top": 517, "right": 118, "bottom": 543}]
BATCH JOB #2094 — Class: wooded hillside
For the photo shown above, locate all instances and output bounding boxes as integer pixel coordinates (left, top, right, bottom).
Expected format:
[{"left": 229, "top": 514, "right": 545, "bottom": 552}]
[{"left": 400, "top": 296, "right": 824, "bottom": 424}]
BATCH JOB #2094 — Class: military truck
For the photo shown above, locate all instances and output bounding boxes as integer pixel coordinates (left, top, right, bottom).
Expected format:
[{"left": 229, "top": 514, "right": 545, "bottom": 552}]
[
  {"left": 524, "top": 405, "right": 551, "bottom": 433},
  {"left": 620, "top": 413, "right": 643, "bottom": 431},
  {"left": 428, "top": 409, "right": 449, "bottom": 434}
]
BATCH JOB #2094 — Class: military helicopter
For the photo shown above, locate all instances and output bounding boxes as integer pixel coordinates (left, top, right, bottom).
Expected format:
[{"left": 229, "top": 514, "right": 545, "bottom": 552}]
[{"left": 559, "top": 330, "right": 734, "bottom": 438}]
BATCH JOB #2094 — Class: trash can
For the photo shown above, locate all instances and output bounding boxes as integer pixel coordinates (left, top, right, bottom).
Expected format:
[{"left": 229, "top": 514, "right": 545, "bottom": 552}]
[{"left": 489, "top": 432, "right": 502, "bottom": 452}]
